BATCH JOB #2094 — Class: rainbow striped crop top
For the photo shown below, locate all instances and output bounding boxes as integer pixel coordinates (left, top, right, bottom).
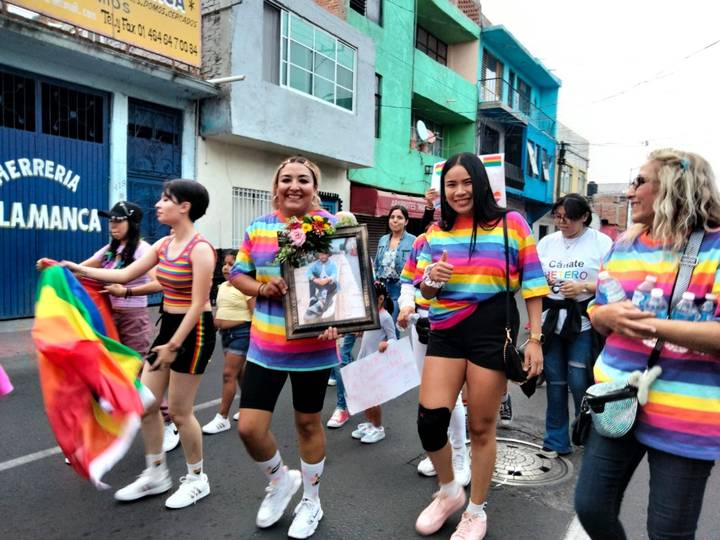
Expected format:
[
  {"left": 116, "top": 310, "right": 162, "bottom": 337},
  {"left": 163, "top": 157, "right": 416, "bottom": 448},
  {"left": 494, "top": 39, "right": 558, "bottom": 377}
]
[{"left": 156, "top": 233, "right": 215, "bottom": 309}]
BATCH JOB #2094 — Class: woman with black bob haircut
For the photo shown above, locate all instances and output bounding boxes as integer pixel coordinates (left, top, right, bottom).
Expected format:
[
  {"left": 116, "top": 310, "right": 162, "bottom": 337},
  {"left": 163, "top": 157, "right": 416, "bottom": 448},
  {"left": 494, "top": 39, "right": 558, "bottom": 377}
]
[
  {"left": 63, "top": 178, "right": 217, "bottom": 510},
  {"left": 550, "top": 193, "right": 593, "bottom": 227},
  {"left": 413, "top": 152, "right": 548, "bottom": 538}
]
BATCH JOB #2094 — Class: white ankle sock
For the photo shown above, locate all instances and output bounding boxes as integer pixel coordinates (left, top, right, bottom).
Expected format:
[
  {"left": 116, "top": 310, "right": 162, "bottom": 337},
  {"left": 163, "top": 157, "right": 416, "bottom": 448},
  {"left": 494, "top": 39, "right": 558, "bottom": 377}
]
[
  {"left": 467, "top": 501, "right": 487, "bottom": 519},
  {"left": 146, "top": 453, "right": 165, "bottom": 469},
  {"left": 440, "top": 480, "right": 461, "bottom": 497},
  {"left": 301, "top": 458, "right": 324, "bottom": 501},
  {"left": 187, "top": 459, "right": 203, "bottom": 476},
  {"left": 257, "top": 451, "right": 285, "bottom": 483}
]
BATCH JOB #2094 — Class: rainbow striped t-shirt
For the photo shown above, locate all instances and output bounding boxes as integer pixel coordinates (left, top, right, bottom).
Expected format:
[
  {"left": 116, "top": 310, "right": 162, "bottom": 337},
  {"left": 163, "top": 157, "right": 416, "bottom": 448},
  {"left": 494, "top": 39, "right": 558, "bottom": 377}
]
[
  {"left": 417, "top": 211, "right": 548, "bottom": 329},
  {"left": 230, "top": 210, "right": 338, "bottom": 371},
  {"left": 400, "top": 233, "right": 431, "bottom": 310},
  {"left": 590, "top": 230, "right": 720, "bottom": 460}
]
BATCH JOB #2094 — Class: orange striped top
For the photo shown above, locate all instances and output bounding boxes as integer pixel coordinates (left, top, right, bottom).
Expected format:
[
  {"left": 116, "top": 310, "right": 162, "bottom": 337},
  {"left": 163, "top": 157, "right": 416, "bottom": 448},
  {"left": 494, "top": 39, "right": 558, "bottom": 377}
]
[{"left": 156, "top": 233, "right": 215, "bottom": 308}]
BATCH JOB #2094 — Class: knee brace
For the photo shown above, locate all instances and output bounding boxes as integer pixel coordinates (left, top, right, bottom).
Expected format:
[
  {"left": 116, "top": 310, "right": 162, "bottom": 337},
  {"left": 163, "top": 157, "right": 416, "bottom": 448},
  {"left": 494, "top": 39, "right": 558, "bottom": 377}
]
[{"left": 417, "top": 404, "right": 451, "bottom": 452}]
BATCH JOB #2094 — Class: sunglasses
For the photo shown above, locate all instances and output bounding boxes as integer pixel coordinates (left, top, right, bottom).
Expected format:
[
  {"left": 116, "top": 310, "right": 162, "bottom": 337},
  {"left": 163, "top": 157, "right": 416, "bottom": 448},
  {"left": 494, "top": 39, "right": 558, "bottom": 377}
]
[{"left": 629, "top": 176, "right": 648, "bottom": 190}]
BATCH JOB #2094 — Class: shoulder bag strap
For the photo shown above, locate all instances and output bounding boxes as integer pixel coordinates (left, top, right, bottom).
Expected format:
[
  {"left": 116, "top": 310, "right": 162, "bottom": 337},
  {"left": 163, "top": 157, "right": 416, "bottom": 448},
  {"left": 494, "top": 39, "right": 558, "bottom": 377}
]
[
  {"left": 503, "top": 214, "right": 511, "bottom": 332},
  {"left": 647, "top": 229, "right": 705, "bottom": 367}
]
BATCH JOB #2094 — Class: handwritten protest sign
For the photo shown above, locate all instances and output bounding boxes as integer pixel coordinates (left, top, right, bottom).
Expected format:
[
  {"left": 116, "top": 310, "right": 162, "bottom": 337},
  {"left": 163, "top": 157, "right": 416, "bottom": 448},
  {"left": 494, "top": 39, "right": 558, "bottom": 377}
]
[{"left": 341, "top": 337, "right": 420, "bottom": 415}]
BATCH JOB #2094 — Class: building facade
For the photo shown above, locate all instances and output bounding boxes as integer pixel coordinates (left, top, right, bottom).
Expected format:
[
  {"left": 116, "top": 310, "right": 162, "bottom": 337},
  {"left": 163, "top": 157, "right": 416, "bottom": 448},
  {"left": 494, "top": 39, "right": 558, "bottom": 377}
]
[
  {"left": 346, "top": 0, "right": 480, "bottom": 241},
  {"left": 0, "top": 5, "right": 215, "bottom": 319},
  {"left": 556, "top": 123, "right": 589, "bottom": 198},
  {"left": 477, "top": 23, "right": 561, "bottom": 227},
  {"left": 198, "top": 0, "right": 376, "bottom": 250}
]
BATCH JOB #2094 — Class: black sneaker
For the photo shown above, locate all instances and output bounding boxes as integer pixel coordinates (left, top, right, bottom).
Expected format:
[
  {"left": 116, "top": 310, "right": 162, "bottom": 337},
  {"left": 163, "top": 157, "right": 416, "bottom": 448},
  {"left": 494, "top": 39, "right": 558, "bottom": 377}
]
[{"left": 499, "top": 394, "right": 513, "bottom": 427}]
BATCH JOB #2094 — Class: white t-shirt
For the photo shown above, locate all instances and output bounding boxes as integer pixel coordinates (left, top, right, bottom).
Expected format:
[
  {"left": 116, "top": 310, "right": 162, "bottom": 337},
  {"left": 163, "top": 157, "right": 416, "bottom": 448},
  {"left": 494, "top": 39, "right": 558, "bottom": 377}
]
[{"left": 536, "top": 228, "right": 613, "bottom": 333}]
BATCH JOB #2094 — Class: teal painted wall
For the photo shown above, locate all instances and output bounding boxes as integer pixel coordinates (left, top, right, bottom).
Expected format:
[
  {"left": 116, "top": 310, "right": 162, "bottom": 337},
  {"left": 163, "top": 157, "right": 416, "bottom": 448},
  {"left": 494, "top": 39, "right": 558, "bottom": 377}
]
[{"left": 347, "top": 1, "right": 478, "bottom": 196}]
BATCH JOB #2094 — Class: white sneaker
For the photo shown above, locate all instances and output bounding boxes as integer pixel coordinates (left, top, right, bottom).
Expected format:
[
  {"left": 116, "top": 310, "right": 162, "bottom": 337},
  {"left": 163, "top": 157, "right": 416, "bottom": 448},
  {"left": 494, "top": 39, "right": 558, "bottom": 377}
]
[
  {"left": 114, "top": 465, "right": 172, "bottom": 501},
  {"left": 452, "top": 447, "right": 471, "bottom": 487},
  {"left": 288, "top": 497, "right": 324, "bottom": 539},
  {"left": 202, "top": 413, "right": 231, "bottom": 435},
  {"left": 162, "top": 422, "right": 180, "bottom": 452},
  {"left": 351, "top": 422, "right": 372, "bottom": 439},
  {"left": 256, "top": 467, "right": 302, "bottom": 528},
  {"left": 232, "top": 411, "right": 240, "bottom": 421},
  {"left": 417, "top": 456, "right": 437, "bottom": 477},
  {"left": 165, "top": 473, "right": 210, "bottom": 509},
  {"left": 360, "top": 425, "right": 386, "bottom": 444},
  {"left": 327, "top": 377, "right": 337, "bottom": 387}
]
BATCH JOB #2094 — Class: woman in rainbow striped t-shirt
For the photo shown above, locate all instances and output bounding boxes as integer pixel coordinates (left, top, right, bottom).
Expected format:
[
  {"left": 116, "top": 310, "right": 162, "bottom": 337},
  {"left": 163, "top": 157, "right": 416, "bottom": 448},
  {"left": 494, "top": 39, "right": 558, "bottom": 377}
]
[
  {"left": 413, "top": 153, "right": 548, "bottom": 539},
  {"left": 575, "top": 149, "right": 720, "bottom": 540},
  {"left": 230, "top": 156, "right": 338, "bottom": 540}
]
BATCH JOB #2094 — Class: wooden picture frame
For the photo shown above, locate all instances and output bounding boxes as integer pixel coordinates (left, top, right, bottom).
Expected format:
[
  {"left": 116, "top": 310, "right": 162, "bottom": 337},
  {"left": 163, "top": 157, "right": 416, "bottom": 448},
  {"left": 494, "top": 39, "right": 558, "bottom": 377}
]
[{"left": 281, "top": 225, "right": 380, "bottom": 340}]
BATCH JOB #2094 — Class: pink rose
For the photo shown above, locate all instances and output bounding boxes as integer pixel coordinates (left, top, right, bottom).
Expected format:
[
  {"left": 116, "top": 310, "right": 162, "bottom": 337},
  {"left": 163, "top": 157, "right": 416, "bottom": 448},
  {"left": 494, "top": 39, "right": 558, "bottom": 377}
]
[{"left": 289, "top": 228, "right": 306, "bottom": 247}]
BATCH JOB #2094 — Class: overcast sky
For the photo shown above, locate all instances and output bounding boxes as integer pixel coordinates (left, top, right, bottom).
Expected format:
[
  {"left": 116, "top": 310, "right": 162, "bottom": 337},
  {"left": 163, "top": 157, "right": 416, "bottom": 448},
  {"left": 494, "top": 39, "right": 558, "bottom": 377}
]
[{"left": 480, "top": 0, "right": 720, "bottom": 184}]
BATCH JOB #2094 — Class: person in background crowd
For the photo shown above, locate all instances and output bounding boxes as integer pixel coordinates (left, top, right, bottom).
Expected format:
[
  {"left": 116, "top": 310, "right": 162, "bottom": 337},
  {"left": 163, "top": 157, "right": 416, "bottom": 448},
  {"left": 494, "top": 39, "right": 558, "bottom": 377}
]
[
  {"left": 374, "top": 204, "right": 416, "bottom": 329},
  {"left": 63, "top": 180, "right": 216, "bottom": 509},
  {"left": 536, "top": 194, "right": 613, "bottom": 458},
  {"left": 414, "top": 153, "right": 547, "bottom": 539},
  {"left": 202, "top": 250, "right": 255, "bottom": 434},
  {"left": 230, "top": 156, "right": 338, "bottom": 539},
  {"left": 575, "top": 149, "right": 720, "bottom": 539}
]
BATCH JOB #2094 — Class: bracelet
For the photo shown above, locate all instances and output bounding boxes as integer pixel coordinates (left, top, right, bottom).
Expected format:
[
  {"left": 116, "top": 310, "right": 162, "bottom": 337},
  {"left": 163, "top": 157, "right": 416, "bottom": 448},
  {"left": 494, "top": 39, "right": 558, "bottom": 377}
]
[
  {"left": 124, "top": 288, "right": 133, "bottom": 298},
  {"left": 257, "top": 283, "right": 265, "bottom": 297},
  {"left": 422, "top": 264, "right": 444, "bottom": 289}
]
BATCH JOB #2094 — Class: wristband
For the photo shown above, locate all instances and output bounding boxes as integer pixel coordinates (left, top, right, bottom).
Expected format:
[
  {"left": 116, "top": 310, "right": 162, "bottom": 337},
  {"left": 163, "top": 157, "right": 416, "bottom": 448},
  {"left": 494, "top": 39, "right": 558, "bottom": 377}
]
[
  {"left": 124, "top": 288, "right": 133, "bottom": 298},
  {"left": 422, "top": 264, "right": 444, "bottom": 289},
  {"left": 257, "top": 283, "right": 265, "bottom": 297}
]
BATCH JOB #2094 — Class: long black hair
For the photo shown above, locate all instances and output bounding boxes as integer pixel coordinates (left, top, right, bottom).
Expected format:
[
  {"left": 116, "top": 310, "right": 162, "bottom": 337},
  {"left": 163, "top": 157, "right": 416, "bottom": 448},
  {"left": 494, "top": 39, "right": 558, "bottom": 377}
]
[
  {"left": 106, "top": 219, "right": 142, "bottom": 269},
  {"left": 439, "top": 152, "right": 507, "bottom": 258}
]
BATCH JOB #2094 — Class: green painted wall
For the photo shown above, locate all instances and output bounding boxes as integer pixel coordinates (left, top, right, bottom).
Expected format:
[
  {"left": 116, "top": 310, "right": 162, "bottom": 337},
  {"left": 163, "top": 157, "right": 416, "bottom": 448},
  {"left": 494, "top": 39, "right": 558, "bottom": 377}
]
[{"left": 347, "top": 0, "right": 478, "bottom": 196}]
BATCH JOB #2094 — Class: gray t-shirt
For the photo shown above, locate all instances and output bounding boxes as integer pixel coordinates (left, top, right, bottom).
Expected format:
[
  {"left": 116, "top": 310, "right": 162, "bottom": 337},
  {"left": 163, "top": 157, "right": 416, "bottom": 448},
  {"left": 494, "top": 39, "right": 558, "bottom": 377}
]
[{"left": 358, "top": 309, "right": 396, "bottom": 360}]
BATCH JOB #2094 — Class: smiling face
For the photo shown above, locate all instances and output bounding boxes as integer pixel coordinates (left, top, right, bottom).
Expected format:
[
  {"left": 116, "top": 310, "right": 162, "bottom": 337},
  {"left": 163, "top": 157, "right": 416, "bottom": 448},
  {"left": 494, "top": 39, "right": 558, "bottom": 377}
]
[
  {"left": 628, "top": 160, "right": 660, "bottom": 228},
  {"left": 222, "top": 254, "right": 235, "bottom": 280},
  {"left": 444, "top": 164, "right": 474, "bottom": 216},
  {"left": 275, "top": 162, "right": 316, "bottom": 218},
  {"left": 388, "top": 209, "right": 408, "bottom": 234}
]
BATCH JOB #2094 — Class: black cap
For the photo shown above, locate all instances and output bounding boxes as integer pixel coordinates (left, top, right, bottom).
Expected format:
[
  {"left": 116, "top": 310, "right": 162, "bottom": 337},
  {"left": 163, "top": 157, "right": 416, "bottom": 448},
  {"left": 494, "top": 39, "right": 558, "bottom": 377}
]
[{"left": 98, "top": 201, "right": 143, "bottom": 223}]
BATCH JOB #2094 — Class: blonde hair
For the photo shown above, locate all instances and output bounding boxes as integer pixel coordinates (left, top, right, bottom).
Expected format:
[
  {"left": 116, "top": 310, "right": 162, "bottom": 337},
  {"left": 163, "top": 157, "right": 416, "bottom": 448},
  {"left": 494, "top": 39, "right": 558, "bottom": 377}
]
[
  {"left": 271, "top": 155, "right": 323, "bottom": 210},
  {"left": 622, "top": 148, "right": 720, "bottom": 250}
]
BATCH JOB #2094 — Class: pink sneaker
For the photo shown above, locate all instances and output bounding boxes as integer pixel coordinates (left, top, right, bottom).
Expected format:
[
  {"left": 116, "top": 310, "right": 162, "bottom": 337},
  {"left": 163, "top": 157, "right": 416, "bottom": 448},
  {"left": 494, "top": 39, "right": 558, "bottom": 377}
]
[
  {"left": 415, "top": 488, "right": 466, "bottom": 535},
  {"left": 450, "top": 512, "right": 487, "bottom": 539},
  {"left": 326, "top": 408, "right": 350, "bottom": 429}
]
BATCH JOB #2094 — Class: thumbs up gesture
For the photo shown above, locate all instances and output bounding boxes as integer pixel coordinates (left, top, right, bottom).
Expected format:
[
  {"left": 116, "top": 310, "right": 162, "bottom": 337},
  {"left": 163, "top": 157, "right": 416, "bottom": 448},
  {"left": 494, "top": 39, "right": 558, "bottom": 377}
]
[{"left": 430, "top": 250, "right": 454, "bottom": 284}]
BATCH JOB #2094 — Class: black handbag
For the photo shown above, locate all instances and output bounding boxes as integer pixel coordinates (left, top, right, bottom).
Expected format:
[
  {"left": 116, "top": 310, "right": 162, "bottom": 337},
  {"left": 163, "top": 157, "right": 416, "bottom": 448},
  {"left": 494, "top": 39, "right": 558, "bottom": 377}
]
[
  {"left": 502, "top": 216, "right": 529, "bottom": 383},
  {"left": 572, "top": 229, "right": 705, "bottom": 445}
]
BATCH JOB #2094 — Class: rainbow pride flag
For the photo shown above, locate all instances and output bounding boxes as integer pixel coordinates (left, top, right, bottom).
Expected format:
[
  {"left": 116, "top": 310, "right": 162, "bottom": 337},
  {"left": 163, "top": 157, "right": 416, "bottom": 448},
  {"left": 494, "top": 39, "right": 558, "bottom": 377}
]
[
  {"left": 32, "top": 266, "right": 152, "bottom": 488},
  {"left": 481, "top": 153, "right": 503, "bottom": 167}
]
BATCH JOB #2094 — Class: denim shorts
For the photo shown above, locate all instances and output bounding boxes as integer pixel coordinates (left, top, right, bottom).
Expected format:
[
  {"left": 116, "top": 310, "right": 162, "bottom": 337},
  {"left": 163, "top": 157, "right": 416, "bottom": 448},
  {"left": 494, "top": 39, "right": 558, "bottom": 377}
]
[{"left": 220, "top": 322, "right": 251, "bottom": 355}]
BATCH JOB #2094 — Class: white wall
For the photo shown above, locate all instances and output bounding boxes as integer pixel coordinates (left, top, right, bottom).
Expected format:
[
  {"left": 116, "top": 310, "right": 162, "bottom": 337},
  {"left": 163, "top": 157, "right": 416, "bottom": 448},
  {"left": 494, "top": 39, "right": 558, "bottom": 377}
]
[{"left": 195, "top": 138, "right": 351, "bottom": 249}]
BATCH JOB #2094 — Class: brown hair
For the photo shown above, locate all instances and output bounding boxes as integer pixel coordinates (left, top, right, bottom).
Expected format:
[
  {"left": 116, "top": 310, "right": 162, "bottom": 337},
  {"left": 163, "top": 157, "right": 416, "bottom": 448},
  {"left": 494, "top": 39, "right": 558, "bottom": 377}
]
[{"left": 271, "top": 155, "right": 322, "bottom": 210}]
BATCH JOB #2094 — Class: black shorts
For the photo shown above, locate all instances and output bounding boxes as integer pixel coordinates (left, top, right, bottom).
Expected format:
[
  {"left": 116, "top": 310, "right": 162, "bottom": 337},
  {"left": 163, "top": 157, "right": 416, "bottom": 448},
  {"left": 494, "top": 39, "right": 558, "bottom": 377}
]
[
  {"left": 426, "top": 293, "right": 519, "bottom": 371},
  {"left": 150, "top": 312, "right": 216, "bottom": 375},
  {"left": 240, "top": 361, "right": 332, "bottom": 414}
]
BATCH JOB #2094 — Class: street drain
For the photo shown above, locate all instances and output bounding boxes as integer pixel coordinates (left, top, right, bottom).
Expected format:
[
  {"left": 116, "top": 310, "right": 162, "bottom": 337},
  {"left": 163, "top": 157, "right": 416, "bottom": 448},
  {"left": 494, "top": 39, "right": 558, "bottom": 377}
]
[{"left": 492, "top": 438, "right": 573, "bottom": 487}]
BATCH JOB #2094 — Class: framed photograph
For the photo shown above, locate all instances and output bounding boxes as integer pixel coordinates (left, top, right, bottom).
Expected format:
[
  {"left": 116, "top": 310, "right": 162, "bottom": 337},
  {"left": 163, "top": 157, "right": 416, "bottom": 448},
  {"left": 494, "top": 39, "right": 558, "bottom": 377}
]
[{"left": 282, "top": 225, "right": 380, "bottom": 340}]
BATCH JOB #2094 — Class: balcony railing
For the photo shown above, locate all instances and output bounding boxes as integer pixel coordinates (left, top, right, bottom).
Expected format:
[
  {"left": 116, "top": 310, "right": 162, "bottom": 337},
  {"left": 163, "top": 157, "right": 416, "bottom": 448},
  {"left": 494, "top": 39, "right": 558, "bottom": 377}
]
[{"left": 479, "top": 78, "right": 555, "bottom": 134}]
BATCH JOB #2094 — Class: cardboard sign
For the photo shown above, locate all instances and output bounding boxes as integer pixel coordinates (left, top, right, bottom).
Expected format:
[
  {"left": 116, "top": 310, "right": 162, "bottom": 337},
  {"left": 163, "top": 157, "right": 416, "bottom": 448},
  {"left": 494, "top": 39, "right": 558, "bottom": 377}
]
[{"left": 340, "top": 337, "right": 420, "bottom": 415}]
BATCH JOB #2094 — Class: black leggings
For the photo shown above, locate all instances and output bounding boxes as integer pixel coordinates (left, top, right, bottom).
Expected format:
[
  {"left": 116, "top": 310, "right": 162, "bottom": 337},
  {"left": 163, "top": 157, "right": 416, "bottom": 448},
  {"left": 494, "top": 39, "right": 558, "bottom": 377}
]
[{"left": 239, "top": 361, "right": 332, "bottom": 414}]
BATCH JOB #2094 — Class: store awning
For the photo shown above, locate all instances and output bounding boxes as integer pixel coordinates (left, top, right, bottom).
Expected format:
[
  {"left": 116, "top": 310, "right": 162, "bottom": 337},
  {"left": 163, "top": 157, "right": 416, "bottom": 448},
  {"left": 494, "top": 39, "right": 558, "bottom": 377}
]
[{"left": 350, "top": 184, "right": 431, "bottom": 220}]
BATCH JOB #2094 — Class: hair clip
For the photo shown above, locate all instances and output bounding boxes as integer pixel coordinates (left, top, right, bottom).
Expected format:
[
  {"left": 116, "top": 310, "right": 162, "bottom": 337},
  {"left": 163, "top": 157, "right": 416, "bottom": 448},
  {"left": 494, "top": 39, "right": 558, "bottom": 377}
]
[{"left": 679, "top": 157, "right": 690, "bottom": 172}]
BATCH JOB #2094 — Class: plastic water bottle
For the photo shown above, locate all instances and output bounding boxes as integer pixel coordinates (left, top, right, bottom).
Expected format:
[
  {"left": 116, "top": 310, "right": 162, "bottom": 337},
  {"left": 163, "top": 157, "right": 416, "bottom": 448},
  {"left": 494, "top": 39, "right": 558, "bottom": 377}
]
[
  {"left": 666, "top": 292, "right": 700, "bottom": 353},
  {"left": 643, "top": 288, "right": 668, "bottom": 348},
  {"left": 597, "top": 271, "right": 627, "bottom": 303},
  {"left": 631, "top": 275, "right": 657, "bottom": 310},
  {"left": 699, "top": 293, "right": 717, "bottom": 322}
]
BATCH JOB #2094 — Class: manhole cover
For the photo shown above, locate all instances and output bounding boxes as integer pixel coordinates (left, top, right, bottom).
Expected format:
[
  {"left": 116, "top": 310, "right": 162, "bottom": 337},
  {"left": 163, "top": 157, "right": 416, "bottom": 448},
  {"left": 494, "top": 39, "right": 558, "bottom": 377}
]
[{"left": 491, "top": 437, "right": 573, "bottom": 486}]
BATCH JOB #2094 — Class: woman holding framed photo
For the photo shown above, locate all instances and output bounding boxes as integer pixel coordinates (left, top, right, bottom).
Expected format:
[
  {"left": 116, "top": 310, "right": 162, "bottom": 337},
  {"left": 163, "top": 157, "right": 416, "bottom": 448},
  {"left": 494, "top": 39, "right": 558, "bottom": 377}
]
[
  {"left": 230, "top": 156, "right": 338, "bottom": 540},
  {"left": 414, "top": 153, "right": 548, "bottom": 539}
]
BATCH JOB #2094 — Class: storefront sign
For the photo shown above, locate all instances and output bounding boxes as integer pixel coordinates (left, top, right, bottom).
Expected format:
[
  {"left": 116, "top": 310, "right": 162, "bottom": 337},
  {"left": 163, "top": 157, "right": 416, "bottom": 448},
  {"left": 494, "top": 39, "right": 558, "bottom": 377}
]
[
  {"left": 430, "top": 153, "right": 507, "bottom": 207},
  {"left": 9, "top": 0, "right": 201, "bottom": 66}
]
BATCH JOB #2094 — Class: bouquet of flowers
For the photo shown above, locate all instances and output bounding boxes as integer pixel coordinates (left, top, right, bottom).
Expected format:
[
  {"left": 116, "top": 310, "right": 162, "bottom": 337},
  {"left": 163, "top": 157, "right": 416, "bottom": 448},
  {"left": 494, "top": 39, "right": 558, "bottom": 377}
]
[{"left": 274, "top": 215, "right": 336, "bottom": 267}]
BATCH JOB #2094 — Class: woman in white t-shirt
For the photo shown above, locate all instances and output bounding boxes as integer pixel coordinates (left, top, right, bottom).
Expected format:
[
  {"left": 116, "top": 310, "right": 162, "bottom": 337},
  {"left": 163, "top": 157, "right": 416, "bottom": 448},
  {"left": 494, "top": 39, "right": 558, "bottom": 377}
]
[{"left": 536, "top": 194, "right": 613, "bottom": 457}]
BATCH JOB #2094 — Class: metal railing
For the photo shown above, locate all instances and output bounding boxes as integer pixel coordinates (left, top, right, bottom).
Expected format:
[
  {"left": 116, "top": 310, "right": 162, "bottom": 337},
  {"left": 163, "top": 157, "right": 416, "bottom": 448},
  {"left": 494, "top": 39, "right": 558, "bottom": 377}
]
[{"left": 478, "top": 78, "right": 555, "bottom": 134}]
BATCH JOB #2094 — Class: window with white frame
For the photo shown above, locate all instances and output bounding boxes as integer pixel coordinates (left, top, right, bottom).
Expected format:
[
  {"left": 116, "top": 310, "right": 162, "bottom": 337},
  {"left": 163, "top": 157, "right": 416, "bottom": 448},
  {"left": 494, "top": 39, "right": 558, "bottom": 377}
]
[
  {"left": 280, "top": 10, "right": 356, "bottom": 111},
  {"left": 526, "top": 141, "right": 539, "bottom": 177},
  {"left": 232, "top": 187, "right": 273, "bottom": 248},
  {"left": 541, "top": 148, "right": 551, "bottom": 181}
]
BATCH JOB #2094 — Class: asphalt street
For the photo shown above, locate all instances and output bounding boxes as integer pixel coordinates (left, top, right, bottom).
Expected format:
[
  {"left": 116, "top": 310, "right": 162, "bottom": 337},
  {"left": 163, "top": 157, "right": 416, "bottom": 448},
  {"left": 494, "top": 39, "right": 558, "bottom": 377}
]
[{"left": 1, "top": 327, "right": 719, "bottom": 540}]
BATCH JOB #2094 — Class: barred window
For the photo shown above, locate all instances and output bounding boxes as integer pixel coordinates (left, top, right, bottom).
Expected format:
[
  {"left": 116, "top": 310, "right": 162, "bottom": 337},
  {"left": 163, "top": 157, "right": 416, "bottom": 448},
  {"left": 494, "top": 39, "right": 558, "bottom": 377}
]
[
  {"left": 0, "top": 70, "right": 35, "bottom": 132},
  {"left": 232, "top": 187, "right": 273, "bottom": 248},
  {"left": 41, "top": 82, "right": 103, "bottom": 143}
]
